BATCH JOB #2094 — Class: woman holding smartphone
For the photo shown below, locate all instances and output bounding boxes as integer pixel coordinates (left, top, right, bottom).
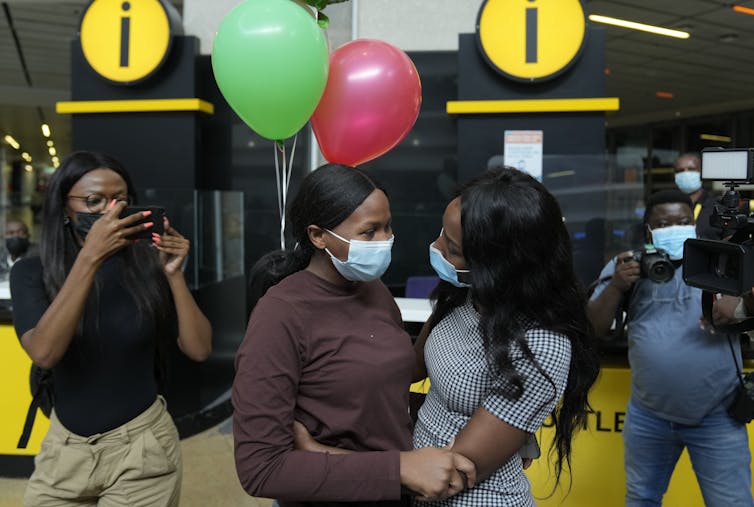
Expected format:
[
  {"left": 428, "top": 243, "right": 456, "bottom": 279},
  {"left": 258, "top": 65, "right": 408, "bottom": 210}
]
[{"left": 10, "top": 150, "right": 212, "bottom": 506}]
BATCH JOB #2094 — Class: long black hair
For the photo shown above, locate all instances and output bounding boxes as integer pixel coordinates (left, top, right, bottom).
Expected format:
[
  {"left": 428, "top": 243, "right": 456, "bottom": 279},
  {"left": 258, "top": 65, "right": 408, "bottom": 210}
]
[
  {"left": 429, "top": 167, "right": 599, "bottom": 489},
  {"left": 248, "top": 164, "right": 384, "bottom": 307},
  {"left": 40, "top": 151, "right": 174, "bottom": 352}
]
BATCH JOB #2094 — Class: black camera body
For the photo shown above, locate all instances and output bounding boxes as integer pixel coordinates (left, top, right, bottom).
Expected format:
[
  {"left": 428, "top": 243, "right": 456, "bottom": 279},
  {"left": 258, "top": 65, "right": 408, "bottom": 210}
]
[
  {"left": 729, "top": 372, "right": 754, "bottom": 424},
  {"left": 683, "top": 148, "right": 754, "bottom": 296},
  {"left": 632, "top": 245, "right": 675, "bottom": 283}
]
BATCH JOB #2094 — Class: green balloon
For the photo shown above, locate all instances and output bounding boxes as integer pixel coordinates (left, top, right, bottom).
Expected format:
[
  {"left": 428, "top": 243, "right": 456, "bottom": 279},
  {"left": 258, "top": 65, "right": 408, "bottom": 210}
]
[{"left": 212, "top": 0, "right": 329, "bottom": 140}]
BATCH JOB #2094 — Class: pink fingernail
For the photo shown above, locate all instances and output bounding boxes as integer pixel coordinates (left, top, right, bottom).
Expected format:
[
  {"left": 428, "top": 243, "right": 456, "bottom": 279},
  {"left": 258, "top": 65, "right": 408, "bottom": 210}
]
[
  {"left": 144, "top": 222, "right": 153, "bottom": 229},
  {"left": 142, "top": 210, "right": 152, "bottom": 217}
]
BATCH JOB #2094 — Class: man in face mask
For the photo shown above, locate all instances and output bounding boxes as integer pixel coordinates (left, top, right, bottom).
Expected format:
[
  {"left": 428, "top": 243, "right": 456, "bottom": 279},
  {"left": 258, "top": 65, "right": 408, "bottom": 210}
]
[
  {"left": 673, "top": 153, "right": 724, "bottom": 239},
  {"left": 587, "top": 189, "right": 754, "bottom": 507},
  {"left": 4, "top": 220, "right": 36, "bottom": 267}
]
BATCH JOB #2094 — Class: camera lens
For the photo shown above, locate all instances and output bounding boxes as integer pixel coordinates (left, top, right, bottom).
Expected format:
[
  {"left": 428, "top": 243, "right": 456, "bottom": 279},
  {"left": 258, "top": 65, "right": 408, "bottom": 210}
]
[{"left": 646, "top": 257, "right": 674, "bottom": 283}]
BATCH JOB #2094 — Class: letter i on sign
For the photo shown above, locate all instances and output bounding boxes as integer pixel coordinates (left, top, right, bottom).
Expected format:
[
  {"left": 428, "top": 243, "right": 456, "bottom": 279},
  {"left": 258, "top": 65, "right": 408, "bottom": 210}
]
[
  {"left": 120, "top": 1, "right": 131, "bottom": 67},
  {"left": 526, "top": 0, "right": 537, "bottom": 63}
]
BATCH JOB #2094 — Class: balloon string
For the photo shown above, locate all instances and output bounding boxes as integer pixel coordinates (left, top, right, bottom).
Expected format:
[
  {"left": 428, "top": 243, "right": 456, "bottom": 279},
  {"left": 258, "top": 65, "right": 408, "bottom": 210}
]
[
  {"left": 281, "top": 142, "right": 288, "bottom": 251},
  {"left": 273, "top": 134, "right": 298, "bottom": 251},
  {"left": 273, "top": 142, "right": 285, "bottom": 250},
  {"left": 281, "top": 134, "right": 299, "bottom": 251}
]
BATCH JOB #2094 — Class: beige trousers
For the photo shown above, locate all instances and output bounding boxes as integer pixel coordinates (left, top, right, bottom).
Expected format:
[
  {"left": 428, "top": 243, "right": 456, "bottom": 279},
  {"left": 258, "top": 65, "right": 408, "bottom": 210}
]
[{"left": 24, "top": 396, "right": 182, "bottom": 507}]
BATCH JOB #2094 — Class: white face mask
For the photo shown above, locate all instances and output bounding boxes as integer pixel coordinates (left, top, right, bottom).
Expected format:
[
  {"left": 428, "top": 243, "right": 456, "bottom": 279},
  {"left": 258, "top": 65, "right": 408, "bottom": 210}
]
[
  {"left": 675, "top": 171, "right": 702, "bottom": 194},
  {"left": 324, "top": 229, "right": 394, "bottom": 282},
  {"left": 650, "top": 224, "right": 696, "bottom": 260}
]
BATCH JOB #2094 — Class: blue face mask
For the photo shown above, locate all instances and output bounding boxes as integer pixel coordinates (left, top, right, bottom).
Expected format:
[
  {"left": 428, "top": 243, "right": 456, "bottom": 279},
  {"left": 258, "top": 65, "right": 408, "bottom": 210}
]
[
  {"left": 650, "top": 224, "right": 696, "bottom": 260},
  {"left": 675, "top": 171, "right": 702, "bottom": 194},
  {"left": 325, "top": 229, "right": 394, "bottom": 282},
  {"left": 429, "top": 244, "right": 470, "bottom": 288}
]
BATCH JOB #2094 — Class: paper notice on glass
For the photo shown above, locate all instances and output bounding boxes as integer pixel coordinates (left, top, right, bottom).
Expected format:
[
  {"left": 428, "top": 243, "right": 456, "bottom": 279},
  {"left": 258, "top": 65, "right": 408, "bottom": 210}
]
[{"left": 504, "top": 130, "right": 543, "bottom": 181}]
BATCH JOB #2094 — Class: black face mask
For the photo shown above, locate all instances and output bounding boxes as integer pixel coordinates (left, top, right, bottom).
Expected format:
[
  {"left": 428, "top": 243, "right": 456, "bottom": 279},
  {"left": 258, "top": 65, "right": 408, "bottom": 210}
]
[
  {"left": 6, "top": 237, "right": 29, "bottom": 257},
  {"left": 73, "top": 212, "right": 102, "bottom": 239}
]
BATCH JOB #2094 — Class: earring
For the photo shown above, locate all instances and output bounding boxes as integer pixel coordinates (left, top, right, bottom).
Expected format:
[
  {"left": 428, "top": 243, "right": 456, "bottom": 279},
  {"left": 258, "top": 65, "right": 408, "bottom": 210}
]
[{"left": 63, "top": 216, "right": 70, "bottom": 225}]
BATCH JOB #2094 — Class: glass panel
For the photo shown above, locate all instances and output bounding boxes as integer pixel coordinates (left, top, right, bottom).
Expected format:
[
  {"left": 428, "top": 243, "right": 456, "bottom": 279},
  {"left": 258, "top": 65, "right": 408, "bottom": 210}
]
[
  {"left": 649, "top": 125, "right": 682, "bottom": 192},
  {"left": 196, "top": 190, "right": 245, "bottom": 287}
]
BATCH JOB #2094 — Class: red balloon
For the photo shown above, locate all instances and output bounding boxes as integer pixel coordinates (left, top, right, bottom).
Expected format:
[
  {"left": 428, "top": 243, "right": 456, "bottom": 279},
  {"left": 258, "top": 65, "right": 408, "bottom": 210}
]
[{"left": 311, "top": 39, "right": 422, "bottom": 166}]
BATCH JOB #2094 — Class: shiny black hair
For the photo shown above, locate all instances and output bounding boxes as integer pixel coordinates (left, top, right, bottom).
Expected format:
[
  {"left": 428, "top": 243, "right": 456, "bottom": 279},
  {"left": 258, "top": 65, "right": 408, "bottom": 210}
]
[
  {"left": 429, "top": 167, "right": 599, "bottom": 490},
  {"left": 249, "top": 164, "right": 384, "bottom": 302}
]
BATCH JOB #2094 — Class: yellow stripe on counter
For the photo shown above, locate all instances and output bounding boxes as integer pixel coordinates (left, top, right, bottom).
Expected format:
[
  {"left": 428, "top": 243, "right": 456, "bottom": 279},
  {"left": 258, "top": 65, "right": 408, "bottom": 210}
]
[
  {"left": 446, "top": 97, "right": 620, "bottom": 114},
  {"left": 56, "top": 98, "right": 215, "bottom": 115}
]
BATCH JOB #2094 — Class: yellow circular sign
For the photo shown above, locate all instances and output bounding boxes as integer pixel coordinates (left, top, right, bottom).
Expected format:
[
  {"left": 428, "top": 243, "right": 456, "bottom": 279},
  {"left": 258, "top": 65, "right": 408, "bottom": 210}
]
[
  {"left": 477, "top": 0, "right": 586, "bottom": 82},
  {"left": 80, "top": 0, "right": 175, "bottom": 84}
]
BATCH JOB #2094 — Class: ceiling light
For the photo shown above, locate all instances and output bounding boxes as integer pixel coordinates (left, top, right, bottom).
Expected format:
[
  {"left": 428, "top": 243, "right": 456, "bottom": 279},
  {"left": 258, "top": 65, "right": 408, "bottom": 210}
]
[
  {"left": 24, "top": 164, "right": 32, "bottom": 172},
  {"left": 733, "top": 5, "right": 754, "bottom": 16},
  {"left": 656, "top": 91, "right": 674, "bottom": 99},
  {"left": 588, "top": 14, "right": 690, "bottom": 39},
  {"left": 700, "top": 134, "right": 732, "bottom": 142},
  {"left": 52, "top": 160, "right": 59, "bottom": 168},
  {"left": 46, "top": 140, "right": 54, "bottom": 147},
  {"left": 52, "top": 156, "right": 59, "bottom": 166},
  {"left": 49, "top": 147, "right": 57, "bottom": 156},
  {"left": 21, "top": 152, "right": 32, "bottom": 162},
  {"left": 41, "top": 124, "right": 50, "bottom": 137},
  {"left": 3, "top": 135, "right": 20, "bottom": 150}
]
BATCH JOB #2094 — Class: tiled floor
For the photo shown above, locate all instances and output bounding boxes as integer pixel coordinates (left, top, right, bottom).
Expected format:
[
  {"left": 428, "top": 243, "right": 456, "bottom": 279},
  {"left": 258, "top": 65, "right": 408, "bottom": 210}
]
[{"left": 0, "top": 419, "right": 274, "bottom": 507}]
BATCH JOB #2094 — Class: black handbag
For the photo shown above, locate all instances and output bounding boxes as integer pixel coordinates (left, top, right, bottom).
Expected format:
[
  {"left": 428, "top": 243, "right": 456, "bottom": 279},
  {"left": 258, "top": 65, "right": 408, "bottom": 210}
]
[{"left": 727, "top": 339, "right": 754, "bottom": 424}]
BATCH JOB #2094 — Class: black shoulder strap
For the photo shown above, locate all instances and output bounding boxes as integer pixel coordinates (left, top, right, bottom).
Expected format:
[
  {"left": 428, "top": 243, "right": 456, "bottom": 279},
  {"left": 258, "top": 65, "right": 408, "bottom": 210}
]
[{"left": 17, "top": 382, "right": 45, "bottom": 449}]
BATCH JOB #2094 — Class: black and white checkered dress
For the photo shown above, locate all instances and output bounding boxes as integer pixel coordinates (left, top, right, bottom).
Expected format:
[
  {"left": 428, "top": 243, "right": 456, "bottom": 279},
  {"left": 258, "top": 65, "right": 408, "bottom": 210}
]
[{"left": 413, "top": 300, "right": 571, "bottom": 506}]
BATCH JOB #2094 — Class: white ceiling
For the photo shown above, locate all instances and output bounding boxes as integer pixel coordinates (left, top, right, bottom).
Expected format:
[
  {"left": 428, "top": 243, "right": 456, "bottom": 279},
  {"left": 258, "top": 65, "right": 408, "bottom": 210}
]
[{"left": 2, "top": 0, "right": 754, "bottom": 164}]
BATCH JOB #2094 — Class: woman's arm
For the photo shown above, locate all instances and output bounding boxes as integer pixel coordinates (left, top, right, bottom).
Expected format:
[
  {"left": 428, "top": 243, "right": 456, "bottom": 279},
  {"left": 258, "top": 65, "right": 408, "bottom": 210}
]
[
  {"left": 587, "top": 253, "right": 638, "bottom": 336},
  {"left": 18, "top": 202, "right": 150, "bottom": 368},
  {"left": 292, "top": 419, "right": 477, "bottom": 500},
  {"left": 450, "top": 407, "right": 529, "bottom": 482},
  {"left": 18, "top": 253, "right": 99, "bottom": 368},
  {"left": 155, "top": 221, "right": 212, "bottom": 361},
  {"left": 452, "top": 329, "right": 572, "bottom": 484}
]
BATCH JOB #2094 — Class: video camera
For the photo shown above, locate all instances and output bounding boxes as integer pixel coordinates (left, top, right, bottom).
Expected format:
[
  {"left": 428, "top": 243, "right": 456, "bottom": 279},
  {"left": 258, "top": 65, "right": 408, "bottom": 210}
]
[{"left": 683, "top": 148, "right": 754, "bottom": 296}]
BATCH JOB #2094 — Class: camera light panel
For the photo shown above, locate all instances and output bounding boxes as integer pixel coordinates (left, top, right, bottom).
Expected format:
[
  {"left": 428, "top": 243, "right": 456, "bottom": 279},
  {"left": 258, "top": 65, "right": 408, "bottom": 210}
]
[{"left": 701, "top": 149, "right": 752, "bottom": 181}]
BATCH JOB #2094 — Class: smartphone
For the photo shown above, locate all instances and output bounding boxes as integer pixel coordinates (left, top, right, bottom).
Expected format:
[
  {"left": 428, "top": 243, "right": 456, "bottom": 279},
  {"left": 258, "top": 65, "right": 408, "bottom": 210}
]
[{"left": 120, "top": 206, "right": 166, "bottom": 239}]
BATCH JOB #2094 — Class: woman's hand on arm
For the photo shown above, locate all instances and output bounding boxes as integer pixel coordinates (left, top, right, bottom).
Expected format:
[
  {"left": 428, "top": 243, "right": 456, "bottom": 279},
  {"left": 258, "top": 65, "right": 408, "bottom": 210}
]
[
  {"left": 450, "top": 407, "right": 529, "bottom": 483},
  {"left": 156, "top": 219, "right": 212, "bottom": 361},
  {"left": 20, "top": 201, "right": 149, "bottom": 368},
  {"left": 399, "top": 447, "right": 476, "bottom": 501}
]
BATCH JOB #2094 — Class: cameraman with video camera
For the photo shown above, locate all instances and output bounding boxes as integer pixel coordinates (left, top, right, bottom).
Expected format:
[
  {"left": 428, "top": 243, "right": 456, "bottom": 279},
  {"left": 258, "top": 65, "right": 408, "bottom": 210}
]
[{"left": 587, "top": 189, "right": 753, "bottom": 507}]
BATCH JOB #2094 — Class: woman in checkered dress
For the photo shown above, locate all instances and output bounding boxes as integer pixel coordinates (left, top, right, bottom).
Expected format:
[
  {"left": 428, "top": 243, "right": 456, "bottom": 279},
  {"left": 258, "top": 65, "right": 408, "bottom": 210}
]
[{"left": 413, "top": 167, "right": 600, "bottom": 505}]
